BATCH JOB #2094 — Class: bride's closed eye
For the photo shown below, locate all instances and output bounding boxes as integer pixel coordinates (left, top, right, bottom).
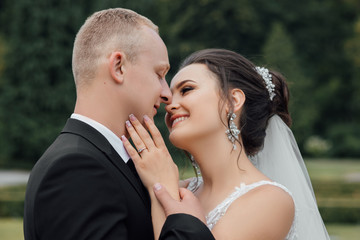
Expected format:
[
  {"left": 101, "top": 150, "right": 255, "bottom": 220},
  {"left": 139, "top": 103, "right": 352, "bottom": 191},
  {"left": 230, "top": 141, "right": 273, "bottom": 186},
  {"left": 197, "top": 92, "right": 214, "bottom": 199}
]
[{"left": 180, "top": 86, "right": 194, "bottom": 95}]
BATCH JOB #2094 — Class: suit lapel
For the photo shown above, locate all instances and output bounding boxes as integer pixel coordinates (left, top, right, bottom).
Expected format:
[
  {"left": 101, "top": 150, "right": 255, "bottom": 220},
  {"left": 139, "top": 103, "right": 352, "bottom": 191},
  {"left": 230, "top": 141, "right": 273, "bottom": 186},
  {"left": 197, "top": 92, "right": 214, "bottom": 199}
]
[{"left": 61, "top": 118, "right": 150, "bottom": 207}]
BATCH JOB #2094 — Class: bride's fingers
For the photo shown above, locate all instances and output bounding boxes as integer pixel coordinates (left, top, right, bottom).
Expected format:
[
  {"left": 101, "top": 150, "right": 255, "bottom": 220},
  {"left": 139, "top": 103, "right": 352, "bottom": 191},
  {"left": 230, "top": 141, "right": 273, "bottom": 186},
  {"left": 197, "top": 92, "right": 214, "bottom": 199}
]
[
  {"left": 125, "top": 120, "right": 149, "bottom": 154},
  {"left": 121, "top": 135, "right": 141, "bottom": 162},
  {"left": 143, "top": 115, "right": 165, "bottom": 148},
  {"left": 129, "top": 114, "right": 155, "bottom": 150},
  {"left": 179, "top": 179, "right": 191, "bottom": 188}
]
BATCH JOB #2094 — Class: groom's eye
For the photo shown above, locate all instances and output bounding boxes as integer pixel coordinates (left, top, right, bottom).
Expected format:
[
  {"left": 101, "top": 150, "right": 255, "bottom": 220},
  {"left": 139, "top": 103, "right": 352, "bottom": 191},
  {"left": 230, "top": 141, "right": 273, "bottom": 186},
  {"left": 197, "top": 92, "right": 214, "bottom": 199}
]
[{"left": 157, "top": 74, "right": 163, "bottom": 80}]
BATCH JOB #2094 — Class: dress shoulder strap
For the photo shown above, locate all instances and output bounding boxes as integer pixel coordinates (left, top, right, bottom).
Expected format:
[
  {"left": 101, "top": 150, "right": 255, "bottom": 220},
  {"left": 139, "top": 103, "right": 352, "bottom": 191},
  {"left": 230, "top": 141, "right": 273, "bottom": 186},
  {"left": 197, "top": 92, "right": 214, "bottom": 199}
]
[{"left": 206, "top": 180, "right": 294, "bottom": 230}]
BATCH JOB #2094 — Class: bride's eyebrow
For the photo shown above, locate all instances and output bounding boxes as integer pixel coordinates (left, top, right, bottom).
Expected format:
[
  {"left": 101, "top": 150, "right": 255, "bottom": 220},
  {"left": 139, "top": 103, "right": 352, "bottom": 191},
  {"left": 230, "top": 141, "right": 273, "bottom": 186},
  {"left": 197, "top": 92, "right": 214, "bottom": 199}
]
[{"left": 171, "top": 79, "right": 196, "bottom": 92}]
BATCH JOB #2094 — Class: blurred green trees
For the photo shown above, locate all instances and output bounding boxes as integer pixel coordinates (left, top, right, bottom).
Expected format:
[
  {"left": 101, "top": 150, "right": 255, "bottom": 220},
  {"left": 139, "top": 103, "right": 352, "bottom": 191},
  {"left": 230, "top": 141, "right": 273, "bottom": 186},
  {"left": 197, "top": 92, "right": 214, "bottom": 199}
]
[
  {"left": 0, "top": 0, "right": 359, "bottom": 167},
  {"left": 262, "top": 22, "right": 317, "bottom": 145}
]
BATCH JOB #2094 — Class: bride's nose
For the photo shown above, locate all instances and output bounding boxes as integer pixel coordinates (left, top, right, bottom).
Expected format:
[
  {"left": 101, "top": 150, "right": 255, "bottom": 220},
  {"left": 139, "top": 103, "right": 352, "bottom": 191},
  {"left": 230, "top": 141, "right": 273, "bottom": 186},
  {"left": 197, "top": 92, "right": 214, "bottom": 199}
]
[{"left": 165, "top": 101, "right": 180, "bottom": 113}]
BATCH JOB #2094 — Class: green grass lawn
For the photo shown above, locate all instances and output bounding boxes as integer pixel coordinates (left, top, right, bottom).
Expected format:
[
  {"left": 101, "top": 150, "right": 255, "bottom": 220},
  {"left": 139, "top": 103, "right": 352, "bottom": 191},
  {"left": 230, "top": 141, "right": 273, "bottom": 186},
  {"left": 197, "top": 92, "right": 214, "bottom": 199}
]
[
  {"left": 326, "top": 223, "right": 360, "bottom": 240},
  {"left": 0, "top": 218, "right": 23, "bottom": 240}
]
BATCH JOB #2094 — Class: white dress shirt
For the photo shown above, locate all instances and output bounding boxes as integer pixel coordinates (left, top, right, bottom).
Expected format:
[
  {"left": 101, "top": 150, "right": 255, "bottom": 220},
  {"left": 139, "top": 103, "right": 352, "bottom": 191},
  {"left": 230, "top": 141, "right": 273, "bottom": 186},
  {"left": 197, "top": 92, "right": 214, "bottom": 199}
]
[{"left": 71, "top": 113, "right": 130, "bottom": 163}]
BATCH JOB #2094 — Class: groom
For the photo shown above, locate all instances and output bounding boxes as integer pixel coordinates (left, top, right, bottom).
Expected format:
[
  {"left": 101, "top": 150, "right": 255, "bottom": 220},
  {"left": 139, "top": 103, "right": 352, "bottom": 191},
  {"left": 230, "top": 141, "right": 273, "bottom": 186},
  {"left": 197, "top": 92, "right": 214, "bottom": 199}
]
[{"left": 24, "top": 8, "right": 214, "bottom": 240}]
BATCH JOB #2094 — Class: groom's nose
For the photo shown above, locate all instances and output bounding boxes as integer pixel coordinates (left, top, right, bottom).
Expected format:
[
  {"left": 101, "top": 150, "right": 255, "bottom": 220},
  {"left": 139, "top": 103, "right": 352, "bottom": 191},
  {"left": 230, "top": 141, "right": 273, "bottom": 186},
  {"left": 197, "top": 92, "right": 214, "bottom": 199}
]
[{"left": 160, "top": 80, "right": 172, "bottom": 105}]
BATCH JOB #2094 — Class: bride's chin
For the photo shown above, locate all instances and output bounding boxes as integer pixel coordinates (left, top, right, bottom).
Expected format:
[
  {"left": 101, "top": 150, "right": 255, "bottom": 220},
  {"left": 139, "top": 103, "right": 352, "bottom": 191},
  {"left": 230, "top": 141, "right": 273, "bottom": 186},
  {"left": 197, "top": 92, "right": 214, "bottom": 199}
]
[{"left": 169, "top": 132, "right": 189, "bottom": 149}]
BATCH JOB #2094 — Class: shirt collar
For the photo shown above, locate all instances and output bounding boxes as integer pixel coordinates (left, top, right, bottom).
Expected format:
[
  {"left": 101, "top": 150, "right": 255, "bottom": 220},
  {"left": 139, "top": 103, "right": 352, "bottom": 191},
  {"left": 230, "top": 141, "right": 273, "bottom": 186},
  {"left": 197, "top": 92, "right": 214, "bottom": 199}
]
[{"left": 70, "top": 113, "right": 130, "bottom": 163}]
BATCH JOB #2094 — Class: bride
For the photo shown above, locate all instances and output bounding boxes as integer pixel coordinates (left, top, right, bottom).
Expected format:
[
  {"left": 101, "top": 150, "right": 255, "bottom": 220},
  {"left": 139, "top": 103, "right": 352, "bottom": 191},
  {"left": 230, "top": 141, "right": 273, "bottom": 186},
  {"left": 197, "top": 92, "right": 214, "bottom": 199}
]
[{"left": 121, "top": 49, "right": 330, "bottom": 239}]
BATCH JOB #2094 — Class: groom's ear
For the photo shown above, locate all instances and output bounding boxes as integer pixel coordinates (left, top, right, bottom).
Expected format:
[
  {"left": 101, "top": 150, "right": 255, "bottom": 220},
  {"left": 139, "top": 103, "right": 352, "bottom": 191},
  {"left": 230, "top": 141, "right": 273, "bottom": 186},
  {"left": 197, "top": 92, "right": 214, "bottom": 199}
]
[
  {"left": 109, "top": 51, "right": 126, "bottom": 84},
  {"left": 229, "top": 88, "right": 245, "bottom": 113}
]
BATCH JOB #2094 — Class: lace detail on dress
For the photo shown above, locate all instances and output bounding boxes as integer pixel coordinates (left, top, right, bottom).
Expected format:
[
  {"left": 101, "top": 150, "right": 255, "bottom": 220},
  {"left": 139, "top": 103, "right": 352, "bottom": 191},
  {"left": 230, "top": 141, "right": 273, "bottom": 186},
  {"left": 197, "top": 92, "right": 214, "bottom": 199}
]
[{"left": 187, "top": 178, "right": 297, "bottom": 239}]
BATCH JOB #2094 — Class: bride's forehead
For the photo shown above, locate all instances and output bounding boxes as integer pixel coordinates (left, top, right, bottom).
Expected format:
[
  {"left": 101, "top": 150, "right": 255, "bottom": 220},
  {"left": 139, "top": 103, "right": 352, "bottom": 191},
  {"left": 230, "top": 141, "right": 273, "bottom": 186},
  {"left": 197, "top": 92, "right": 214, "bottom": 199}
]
[{"left": 170, "top": 64, "right": 214, "bottom": 87}]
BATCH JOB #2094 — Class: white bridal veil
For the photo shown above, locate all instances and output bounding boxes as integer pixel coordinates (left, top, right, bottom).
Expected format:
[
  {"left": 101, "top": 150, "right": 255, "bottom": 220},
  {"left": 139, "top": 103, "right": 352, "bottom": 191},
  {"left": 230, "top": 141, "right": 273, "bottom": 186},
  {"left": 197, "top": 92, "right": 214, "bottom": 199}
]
[{"left": 250, "top": 115, "right": 330, "bottom": 240}]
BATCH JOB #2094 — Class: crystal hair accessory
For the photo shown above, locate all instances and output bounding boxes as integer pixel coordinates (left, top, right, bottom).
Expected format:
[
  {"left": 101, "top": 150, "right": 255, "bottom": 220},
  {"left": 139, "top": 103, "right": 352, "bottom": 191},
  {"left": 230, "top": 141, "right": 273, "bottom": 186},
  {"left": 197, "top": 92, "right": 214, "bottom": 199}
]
[
  {"left": 255, "top": 66, "right": 276, "bottom": 101},
  {"left": 225, "top": 112, "right": 240, "bottom": 150}
]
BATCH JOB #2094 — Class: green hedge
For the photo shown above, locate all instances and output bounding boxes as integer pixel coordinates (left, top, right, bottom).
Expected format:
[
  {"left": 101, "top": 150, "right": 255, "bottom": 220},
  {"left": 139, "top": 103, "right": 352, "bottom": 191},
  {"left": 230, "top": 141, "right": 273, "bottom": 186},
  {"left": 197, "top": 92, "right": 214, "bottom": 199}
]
[
  {"left": 313, "top": 180, "right": 360, "bottom": 223},
  {"left": 319, "top": 206, "right": 360, "bottom": 223},
  {"left": 0, "top": 185, "right": 25, "bottom": 217},
  {"left": 0, "top": 200, "right": 23, "bottom": 217},
  {"left": 312, "top": 181, "right": 360, "bottom": 198}
]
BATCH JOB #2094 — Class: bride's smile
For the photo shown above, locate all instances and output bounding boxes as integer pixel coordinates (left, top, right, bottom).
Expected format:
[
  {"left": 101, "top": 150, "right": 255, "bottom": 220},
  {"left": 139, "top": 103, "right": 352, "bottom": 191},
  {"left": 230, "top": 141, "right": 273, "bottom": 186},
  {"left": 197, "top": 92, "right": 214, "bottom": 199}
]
[{"left": 171, "top": 115, "right": 189, "bottom": 128}]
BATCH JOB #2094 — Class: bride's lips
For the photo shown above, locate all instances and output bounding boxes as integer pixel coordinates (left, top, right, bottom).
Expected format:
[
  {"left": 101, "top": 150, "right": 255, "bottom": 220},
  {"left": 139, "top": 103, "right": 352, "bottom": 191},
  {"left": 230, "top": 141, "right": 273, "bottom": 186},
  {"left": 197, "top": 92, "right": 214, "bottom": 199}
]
[{"left": 170, "top": 114, "right": 189, "bottom": 128}]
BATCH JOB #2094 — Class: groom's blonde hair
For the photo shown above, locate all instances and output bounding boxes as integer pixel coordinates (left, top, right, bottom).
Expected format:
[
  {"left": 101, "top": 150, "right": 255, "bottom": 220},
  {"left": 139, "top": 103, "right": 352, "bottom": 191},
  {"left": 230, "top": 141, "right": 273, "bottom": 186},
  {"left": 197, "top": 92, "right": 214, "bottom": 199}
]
[{"left": 72, "top": 8, "right": 158, "bottom": 87}]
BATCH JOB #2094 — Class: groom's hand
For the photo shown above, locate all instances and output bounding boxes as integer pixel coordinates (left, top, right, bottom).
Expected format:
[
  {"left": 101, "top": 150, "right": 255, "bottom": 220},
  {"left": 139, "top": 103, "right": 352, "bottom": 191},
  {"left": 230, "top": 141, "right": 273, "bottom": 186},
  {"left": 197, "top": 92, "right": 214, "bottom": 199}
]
[{"left": 153, "top": 183, "right": 206, "bottom": 224}]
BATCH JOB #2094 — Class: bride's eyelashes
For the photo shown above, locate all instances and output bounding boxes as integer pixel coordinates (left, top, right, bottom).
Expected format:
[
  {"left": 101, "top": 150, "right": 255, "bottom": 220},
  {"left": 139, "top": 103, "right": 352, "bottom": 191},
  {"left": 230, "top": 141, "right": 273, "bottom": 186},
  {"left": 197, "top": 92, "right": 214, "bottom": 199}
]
[{"left": 180, "top": 86, "right": 194, "bottom": 95}]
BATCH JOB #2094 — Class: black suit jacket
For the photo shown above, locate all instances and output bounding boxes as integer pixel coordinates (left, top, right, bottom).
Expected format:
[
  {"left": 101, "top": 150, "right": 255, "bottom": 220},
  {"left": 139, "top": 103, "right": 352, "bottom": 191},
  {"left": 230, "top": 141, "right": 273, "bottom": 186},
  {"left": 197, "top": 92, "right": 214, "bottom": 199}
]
[{"left": 24, "top": 119, "right": 214, "bottom": 240}]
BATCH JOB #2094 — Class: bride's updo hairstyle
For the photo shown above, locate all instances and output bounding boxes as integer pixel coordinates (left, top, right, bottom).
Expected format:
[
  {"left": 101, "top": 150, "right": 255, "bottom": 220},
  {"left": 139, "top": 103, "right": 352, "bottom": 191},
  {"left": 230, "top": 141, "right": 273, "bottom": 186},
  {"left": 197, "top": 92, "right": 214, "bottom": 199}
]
[{"left": 180, "top": 49, "right": 291, "bottom": 156}]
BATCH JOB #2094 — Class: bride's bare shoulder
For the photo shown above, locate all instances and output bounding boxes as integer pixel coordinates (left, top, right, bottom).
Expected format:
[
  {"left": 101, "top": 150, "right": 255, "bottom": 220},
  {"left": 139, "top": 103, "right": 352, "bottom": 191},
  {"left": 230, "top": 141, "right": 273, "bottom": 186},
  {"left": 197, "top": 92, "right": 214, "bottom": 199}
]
[{"left": 212, "top": 184, "right": 295, "bottom": 240}]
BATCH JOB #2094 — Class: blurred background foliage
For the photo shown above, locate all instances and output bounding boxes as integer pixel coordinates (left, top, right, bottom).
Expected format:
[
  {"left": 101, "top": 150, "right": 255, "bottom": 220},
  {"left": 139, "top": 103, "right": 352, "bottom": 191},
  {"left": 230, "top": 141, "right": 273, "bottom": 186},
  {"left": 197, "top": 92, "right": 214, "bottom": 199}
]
[{"left": 0, "top": 0, "right": 360, "bottom": 168}]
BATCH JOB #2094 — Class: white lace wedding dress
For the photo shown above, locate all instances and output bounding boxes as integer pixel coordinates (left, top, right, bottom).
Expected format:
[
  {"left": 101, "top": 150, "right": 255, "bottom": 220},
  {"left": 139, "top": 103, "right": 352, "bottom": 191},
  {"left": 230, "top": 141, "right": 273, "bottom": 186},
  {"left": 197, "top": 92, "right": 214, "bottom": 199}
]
[{"left": 187, "top": 177, "right": 297, "bottom": 239}]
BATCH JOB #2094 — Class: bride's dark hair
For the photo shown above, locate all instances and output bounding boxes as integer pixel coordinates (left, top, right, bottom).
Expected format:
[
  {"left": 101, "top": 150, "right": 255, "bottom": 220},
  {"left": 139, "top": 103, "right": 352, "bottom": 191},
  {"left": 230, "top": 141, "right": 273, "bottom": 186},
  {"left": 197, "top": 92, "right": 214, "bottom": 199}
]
[{"left": 180, "top": 48, "right": 291, "bottom": 156}]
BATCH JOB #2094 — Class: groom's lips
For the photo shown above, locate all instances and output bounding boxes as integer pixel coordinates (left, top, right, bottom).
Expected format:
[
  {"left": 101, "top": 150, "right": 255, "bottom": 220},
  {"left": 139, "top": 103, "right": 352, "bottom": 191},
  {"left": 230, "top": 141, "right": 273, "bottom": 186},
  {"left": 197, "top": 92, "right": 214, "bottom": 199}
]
[{"left": 153, "top": 104, "right": 160, "bottom": 116}]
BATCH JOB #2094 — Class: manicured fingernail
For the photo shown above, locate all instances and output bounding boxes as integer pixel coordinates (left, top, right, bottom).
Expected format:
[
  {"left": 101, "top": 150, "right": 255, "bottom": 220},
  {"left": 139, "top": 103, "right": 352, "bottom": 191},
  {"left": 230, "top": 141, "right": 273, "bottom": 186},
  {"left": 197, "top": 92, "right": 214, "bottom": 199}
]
[
  {"left": 121, "top": 135, "right": 127, "bottom": 141},
  {"left": 154, "top": 183, "right": 162, "bottom": 191},
  {"left": 129, "top": 114, "right": 136, "bottom": 121},
  {"left": 144, "top": 115, "right": 150, "bottom": 122},
  {"left": 125, "top": 120, "right": 132, "bottom": 127}
]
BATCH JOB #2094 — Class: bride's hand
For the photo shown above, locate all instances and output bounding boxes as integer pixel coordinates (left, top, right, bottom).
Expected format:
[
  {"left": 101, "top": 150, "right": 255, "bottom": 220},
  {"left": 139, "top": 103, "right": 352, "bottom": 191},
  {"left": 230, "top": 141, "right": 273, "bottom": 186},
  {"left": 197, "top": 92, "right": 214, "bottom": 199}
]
[
  {"left": 179, "top": 178, "right": 192, "bottom": 188},
  {"left": 121, "top": 114, "right": 180, "bottom": 200}
]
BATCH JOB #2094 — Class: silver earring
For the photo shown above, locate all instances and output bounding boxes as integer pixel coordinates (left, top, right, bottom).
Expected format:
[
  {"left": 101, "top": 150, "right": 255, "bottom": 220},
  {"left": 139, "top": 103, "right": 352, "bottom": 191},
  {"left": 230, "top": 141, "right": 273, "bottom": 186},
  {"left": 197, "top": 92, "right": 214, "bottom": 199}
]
[
  {"left": 190, "top": 155, "right": 201, "bottom": 176},
  {"left": 225, "top": 112, "right": 240, "bottom": 150}
]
